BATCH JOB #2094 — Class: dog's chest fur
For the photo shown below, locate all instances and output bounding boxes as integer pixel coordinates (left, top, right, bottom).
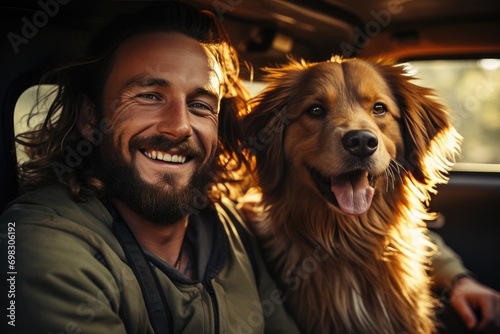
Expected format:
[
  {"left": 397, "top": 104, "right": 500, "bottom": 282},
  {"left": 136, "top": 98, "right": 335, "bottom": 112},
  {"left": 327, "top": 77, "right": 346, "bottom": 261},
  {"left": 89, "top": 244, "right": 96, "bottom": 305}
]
[{"left": 253, "top": 187, "right": 436, "bottom": 334}]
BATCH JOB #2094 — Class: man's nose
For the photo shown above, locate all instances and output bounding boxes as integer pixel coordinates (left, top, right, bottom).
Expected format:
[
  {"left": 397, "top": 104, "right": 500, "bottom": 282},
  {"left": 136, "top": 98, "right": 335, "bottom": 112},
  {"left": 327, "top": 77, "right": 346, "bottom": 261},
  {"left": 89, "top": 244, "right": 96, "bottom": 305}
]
[{"left": 156, "top": 100, "right": 193, "bottom": 139}]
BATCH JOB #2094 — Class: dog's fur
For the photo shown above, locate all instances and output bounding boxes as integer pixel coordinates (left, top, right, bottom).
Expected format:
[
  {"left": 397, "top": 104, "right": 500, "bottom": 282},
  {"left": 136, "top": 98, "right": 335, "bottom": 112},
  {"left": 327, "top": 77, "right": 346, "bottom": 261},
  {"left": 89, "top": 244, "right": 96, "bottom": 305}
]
[{"left": 242, "top": 57, "right": 461, "bottom": 334}]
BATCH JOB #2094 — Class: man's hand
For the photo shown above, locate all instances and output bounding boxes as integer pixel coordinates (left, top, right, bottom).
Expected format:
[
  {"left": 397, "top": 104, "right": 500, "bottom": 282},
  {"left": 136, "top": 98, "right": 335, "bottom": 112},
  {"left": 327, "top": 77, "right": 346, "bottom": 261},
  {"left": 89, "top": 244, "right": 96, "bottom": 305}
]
[{"left": 450, "top": 276, "right": 500, "bottom": 330}]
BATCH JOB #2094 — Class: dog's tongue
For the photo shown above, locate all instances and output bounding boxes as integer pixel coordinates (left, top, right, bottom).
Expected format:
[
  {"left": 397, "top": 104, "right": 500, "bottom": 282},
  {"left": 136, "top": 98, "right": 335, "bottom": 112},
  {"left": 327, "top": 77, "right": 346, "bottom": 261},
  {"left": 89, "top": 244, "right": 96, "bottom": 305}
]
[{"left": 330, "top": 170, "right": 374, "bottom": 215}]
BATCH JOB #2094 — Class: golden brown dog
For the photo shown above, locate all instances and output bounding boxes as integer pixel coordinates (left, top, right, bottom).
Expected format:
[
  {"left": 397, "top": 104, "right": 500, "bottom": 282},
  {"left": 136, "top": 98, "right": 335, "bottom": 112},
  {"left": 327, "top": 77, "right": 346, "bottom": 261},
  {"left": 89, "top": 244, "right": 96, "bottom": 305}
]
[{"left": 242, "top": 57, "right": 461, "bottom": 334}]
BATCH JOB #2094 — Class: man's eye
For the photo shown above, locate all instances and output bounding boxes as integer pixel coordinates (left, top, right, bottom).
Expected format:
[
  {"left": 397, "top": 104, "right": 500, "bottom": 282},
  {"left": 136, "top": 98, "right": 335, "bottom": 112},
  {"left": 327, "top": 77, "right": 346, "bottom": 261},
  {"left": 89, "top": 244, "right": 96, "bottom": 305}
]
[
  {"left": 138, "top": 93, "right": 159, "bottom": 100},
  {"left": 189, "top": 102, "right": 214, "bottom": 113}
]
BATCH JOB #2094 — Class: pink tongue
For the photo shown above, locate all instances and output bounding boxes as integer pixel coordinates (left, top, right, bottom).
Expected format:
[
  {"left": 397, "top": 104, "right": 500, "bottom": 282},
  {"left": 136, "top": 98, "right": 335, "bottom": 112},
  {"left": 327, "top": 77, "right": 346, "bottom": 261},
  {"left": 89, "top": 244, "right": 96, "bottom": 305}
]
[{"left": 330, "top": 171, "right": 374, "bottom": 215}]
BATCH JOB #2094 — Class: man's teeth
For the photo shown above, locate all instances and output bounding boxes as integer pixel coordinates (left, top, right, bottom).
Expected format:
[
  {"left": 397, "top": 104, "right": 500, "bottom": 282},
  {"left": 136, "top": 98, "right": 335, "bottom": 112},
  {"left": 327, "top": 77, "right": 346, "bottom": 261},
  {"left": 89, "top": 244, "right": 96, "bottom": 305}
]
[{"left": 144, "top": 150, "right": 186, "bottom": 163}]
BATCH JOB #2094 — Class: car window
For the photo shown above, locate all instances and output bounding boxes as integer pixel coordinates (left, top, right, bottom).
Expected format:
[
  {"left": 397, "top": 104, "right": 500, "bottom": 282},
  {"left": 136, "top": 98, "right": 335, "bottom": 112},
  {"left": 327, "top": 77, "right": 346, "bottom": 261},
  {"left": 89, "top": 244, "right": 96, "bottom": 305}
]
[
  {"left": 14, "top": 60, "right": 500, "bottom": 172},
  {"left": 405, "top": 59, "right": 500, "bottom": 171},
  {"left": 13, "top": 84, "right": 57, "bottom": 164}
]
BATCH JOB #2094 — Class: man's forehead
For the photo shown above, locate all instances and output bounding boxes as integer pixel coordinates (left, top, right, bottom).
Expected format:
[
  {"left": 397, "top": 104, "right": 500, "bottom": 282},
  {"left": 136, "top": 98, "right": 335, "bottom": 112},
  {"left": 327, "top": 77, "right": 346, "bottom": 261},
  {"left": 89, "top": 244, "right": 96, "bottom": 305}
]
[
  {"left": 114, "top": 33, "right": 209, "bottom": 69},
  {"left": 108, "top": 32, "right": 223, "bottom": 93}
]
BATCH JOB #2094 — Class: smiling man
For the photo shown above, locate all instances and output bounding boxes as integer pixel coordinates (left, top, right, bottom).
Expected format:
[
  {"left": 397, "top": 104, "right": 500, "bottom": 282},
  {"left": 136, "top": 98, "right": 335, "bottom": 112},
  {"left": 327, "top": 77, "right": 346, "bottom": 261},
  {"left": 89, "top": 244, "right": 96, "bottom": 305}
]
[
  {"left": 91, "top": 32, "right": 222, "bottom": 272},
  {"left": 0, "top": 2, "right": 299, "bottom": 333}
]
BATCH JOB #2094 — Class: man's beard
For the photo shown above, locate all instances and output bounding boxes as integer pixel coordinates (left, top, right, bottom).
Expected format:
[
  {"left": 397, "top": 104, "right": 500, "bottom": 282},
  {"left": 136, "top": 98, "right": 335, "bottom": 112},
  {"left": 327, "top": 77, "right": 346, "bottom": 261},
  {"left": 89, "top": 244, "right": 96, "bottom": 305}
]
[{"left": 96, "top": 135, "right": 217, "bottom": 225}]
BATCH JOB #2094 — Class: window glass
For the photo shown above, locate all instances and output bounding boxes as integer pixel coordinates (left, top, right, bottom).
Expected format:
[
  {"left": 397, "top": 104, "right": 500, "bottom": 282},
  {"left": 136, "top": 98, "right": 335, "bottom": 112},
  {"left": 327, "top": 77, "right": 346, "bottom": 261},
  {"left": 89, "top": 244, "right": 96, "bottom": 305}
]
[
  {"left": 13, "top": 85, "right": 57, "bottom": 164},
  {"left": 405, "top": 59, "right": 500, "bottom": 170},
  {"left": 244, "top": 80, "right": 267, "bottom": 97}
]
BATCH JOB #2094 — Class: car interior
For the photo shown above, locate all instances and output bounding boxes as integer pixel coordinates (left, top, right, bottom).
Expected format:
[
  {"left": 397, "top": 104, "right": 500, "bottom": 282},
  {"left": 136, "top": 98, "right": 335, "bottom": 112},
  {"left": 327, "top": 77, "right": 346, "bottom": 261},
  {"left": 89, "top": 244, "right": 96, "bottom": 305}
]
[{"left": 1, "top": 0, "right": 499, "bottom": 333}]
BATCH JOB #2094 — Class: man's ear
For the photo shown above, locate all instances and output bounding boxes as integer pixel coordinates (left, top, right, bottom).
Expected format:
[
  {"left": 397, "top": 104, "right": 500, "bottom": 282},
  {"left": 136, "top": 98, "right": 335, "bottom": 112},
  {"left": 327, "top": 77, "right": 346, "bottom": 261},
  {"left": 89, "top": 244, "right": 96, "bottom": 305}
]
[{"left": 77, "top": 95, "right": 96, "bottom": 140}]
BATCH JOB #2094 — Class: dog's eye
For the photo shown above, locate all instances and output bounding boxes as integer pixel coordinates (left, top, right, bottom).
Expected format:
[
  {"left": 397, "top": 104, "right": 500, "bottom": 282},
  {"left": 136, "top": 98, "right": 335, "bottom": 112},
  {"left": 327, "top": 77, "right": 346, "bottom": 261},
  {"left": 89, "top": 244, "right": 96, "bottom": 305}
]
[
  {"left": 372, "top": 102, "right": 388, "bottom": 115},
  {"left": 307, "top": 105, "right": 326, "bottom": 118}
]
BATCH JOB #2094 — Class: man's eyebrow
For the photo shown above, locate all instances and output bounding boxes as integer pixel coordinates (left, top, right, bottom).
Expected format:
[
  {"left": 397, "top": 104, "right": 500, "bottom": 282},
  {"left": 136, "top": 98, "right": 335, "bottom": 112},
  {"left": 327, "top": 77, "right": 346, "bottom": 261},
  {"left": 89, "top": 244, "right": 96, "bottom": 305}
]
[
  {"left": 121, "top": 75, "right": 221, "bottom": 100},
  {"left": 122, "top": 76, "right": 169, "bottom": 90},
  {"left": 193, "top": 87, "right": 220, "bottom": 101}
]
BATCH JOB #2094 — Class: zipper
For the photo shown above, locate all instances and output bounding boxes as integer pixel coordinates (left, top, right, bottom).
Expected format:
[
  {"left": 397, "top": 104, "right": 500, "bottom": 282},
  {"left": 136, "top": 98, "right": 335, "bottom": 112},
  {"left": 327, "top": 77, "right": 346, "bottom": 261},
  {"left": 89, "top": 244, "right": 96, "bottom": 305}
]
[{"left": 203, "top": 281, "right": 220, "bottom": 334}]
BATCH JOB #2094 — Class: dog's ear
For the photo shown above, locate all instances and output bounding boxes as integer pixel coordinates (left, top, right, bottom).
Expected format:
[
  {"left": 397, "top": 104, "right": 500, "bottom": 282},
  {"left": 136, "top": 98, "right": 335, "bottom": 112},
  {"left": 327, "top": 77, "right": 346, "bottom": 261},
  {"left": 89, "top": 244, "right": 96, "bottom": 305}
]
[
  {"left": 243, "top": 63, "right": 306, "bottom": 199},
  {"left": 374, "top": 60, "right": 461, "bottom": 190}
]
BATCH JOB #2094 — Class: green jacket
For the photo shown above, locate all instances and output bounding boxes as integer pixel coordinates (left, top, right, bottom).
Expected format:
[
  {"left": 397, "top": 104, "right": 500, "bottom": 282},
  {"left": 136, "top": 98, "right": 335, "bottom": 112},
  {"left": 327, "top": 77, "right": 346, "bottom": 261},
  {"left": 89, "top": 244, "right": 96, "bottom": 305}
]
[
  {"left": 0, "top": 185, "right": 300, "bottom": 334},
  {"left": 429, "top": 230, "right": 470, "bottom": 289}
]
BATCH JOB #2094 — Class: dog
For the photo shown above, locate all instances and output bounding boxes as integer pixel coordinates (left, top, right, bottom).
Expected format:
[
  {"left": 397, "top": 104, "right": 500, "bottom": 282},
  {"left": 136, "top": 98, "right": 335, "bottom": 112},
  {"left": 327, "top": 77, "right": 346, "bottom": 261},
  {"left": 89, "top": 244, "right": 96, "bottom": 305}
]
[{"left": 241, "top": 57, "right": 461, "bottom": 334}]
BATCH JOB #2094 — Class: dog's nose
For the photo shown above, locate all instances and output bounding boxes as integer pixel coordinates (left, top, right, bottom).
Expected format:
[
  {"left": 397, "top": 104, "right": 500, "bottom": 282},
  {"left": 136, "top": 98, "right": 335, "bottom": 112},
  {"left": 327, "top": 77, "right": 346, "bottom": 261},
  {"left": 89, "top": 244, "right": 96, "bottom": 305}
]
[{"left": 342, "top": 130, "right": 378, "bottom": 157}]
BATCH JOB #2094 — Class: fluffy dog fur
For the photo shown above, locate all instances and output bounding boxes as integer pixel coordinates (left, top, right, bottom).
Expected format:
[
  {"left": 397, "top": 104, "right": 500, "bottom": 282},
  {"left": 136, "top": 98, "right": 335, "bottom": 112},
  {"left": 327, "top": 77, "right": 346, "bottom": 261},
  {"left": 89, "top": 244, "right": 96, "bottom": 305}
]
[{"left": 242, "top": 57, "right": 461, "bottom": 334}]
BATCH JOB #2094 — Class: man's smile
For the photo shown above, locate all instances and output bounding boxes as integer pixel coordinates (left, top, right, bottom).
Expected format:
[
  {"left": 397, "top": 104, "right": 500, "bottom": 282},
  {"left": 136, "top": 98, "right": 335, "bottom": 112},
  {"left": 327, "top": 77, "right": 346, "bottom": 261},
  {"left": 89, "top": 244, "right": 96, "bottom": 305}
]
[{"left": 142, "top": 149, "right": 188, "bottom": 164}]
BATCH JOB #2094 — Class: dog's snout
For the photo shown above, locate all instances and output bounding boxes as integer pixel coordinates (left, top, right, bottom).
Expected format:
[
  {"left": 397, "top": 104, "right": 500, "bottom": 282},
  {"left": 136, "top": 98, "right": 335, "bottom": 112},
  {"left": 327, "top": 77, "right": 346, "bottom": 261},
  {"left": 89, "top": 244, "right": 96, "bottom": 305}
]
[{"left": 342, "top": 130, "right": 378, "bottom": 157}]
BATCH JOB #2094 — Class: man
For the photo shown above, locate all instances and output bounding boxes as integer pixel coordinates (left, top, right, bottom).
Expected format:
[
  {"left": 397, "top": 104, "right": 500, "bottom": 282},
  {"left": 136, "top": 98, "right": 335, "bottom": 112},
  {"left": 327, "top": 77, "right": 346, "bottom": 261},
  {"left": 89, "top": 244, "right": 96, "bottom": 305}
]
[{"left": 0, "top": 2, "right": 299, "bottom": 333}]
